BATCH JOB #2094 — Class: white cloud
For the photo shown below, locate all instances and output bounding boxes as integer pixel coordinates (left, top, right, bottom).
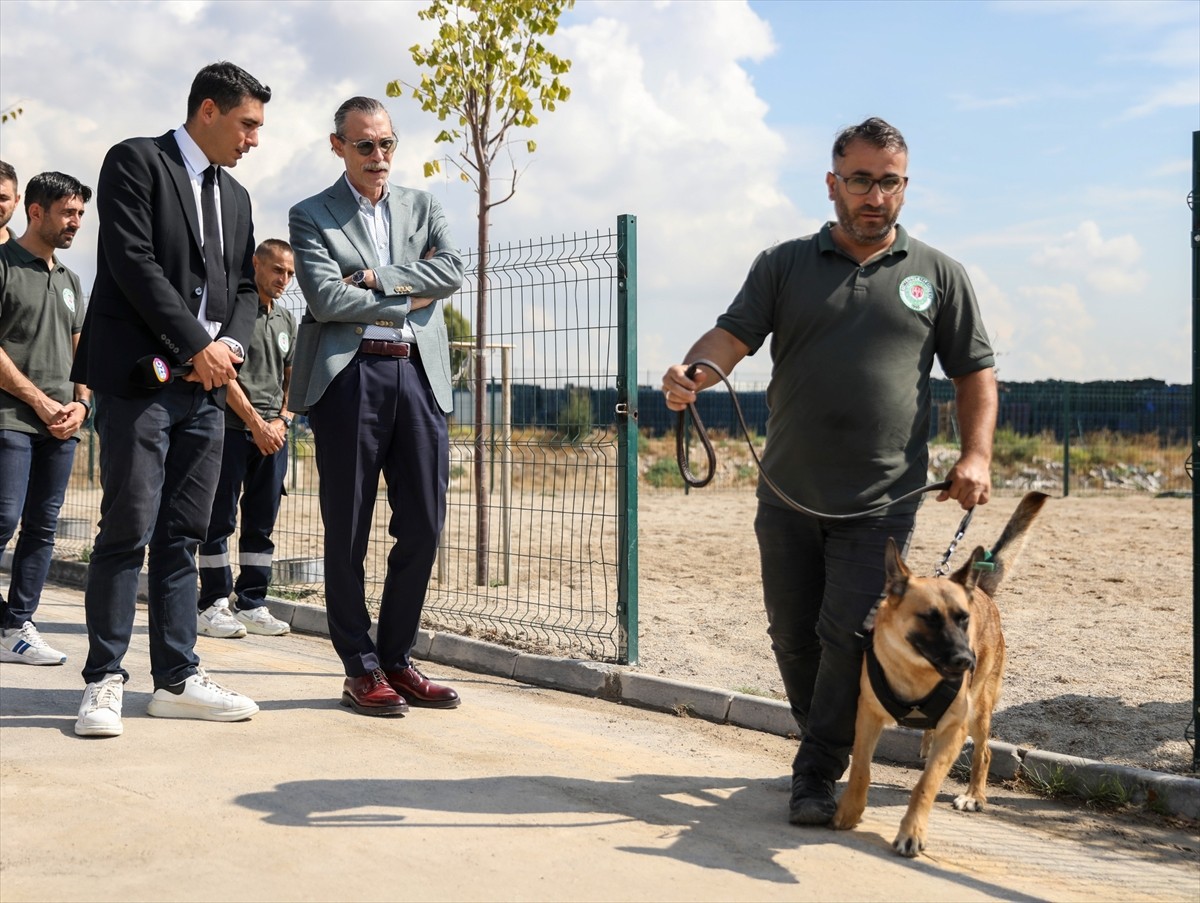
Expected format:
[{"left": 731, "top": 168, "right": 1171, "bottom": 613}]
[
  {"left": 1011, "top": 283, "right": 1101, "bottom": 379},
  {"left": 1032, "top": 221, "right": 1145, "bottom": 294}
]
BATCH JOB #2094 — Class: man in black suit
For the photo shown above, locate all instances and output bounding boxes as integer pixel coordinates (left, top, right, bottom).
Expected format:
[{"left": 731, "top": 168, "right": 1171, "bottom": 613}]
[{"left": 72, "top": 62, "right": 271, "bottom": 738}]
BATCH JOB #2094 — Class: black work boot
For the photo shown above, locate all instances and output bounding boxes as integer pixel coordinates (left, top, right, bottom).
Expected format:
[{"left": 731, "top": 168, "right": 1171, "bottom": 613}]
[{"left": 788, "top": 771, "right": 837, "bottom": 826}]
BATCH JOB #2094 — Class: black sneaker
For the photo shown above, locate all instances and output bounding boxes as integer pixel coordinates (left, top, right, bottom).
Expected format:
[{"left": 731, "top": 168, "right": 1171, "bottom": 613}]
[{"left": 788, "top": 771, "right": 837, "bottom": 826}]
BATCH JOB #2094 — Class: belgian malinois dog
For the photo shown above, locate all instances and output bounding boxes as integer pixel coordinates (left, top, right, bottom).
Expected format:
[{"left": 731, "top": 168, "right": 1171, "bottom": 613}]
[{"left": 830, "top": 491, "right": 1049, "bottom": 857}]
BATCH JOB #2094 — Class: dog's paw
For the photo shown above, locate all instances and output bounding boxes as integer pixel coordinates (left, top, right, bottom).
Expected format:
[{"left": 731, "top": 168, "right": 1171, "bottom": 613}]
[
  {"left": 952, "top": 794, "right": 984, "bottom": 812},
  {"left": 830, "top": 805, "right": 861, "bottom": 831},
  {"left": 892, "top": 829, "right": 926, "bottom": 858}
]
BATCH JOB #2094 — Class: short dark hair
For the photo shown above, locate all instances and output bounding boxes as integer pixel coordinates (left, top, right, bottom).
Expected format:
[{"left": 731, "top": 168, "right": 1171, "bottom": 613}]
[
  {"left": 832, "top": 118, "right": 908, "bottom": 165},
  {"left": 0, "top": 159, "right": 16, "bottom": 188},
  {"left": 255, "top": 238, "right": 293, "bottom": 258},
  {"left": 333, "top": 96, "right": 389, "bottom": 137},
  {"left": 186, "top": 61, "right": 272, "bottom": 120},
  {"left": 23, "top": 171, "right": 92, "bottom": 215}
]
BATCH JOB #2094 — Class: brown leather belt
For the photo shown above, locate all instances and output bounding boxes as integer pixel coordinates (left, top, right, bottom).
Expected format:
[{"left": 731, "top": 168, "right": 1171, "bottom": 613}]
[{"left": 359, "top": 339, "right": 414, "bottom": 358}]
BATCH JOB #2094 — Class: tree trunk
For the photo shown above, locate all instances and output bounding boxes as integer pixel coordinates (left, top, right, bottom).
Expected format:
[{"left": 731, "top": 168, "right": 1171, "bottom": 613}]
[{"left": 473, "top": 173, "right": 490, "bottom": 586}]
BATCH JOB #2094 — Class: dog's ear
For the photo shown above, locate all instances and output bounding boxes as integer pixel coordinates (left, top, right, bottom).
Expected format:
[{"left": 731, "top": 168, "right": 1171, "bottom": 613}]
[
  {"left": 883, "top": 537, "right": 910, "bottom": 597},
  {"left": 952, "top": 545, "right": 987, "bottom": 594}
]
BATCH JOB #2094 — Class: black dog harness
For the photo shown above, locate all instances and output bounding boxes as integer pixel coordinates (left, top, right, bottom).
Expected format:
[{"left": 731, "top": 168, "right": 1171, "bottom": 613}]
[{"left": 864, "top": 638, "right": 963, "bottom": 730}]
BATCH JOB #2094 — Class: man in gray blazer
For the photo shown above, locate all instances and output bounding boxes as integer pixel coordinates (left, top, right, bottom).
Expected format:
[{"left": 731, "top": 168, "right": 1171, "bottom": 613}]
[{"left": 289, "top": 96, "right": 464, "bottom": 716}]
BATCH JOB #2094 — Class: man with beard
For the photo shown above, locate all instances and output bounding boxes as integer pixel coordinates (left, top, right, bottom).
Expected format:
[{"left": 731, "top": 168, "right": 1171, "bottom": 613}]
[
  {"left": 0, "top": 172, "right": 92, "bottom": 665},
  {"left": 0, "top": 161, "right": 20, "bottom": 244},
  {"left": 661, "top": 118, "right": 997, "bottom": 826}
]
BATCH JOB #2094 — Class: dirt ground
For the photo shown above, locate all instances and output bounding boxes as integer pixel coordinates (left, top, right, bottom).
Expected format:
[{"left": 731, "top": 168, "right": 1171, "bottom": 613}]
[{"left": 634, "top": 490, "right": 1195, "bottom": 776}]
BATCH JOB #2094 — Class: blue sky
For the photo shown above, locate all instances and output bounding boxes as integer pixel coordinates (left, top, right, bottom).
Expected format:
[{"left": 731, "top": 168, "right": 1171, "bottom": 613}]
[{"left": 1, "top": 0, "right": 1196, "bottom": 384}]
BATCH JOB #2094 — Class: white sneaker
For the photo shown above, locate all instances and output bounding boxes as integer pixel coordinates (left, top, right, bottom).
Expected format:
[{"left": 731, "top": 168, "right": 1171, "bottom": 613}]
[
  {"left": 146, "top": 667, "right": 259, "bottom": 721},
  {"left": 0, "top": 620, "right": 67, "bottom": 665},
  {"left": 197, "top": 600, "right": 247, "bottom": 638},
  {"left": 75, "top": 674, "right": 124, "bottom": 737},
  {"left": 235, "top": 606, "right": 290, "bottom": 636}
]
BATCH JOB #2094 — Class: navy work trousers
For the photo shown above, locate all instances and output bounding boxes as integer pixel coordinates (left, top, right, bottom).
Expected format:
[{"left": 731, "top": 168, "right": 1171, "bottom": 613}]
[{"left": 198, "top": 429, "right": 288, "bottom": 611}]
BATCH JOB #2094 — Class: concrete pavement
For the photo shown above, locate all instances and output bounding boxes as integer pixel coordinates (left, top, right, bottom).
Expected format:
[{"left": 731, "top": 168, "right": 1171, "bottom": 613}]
[{"left": 2, "top": 583, "right": 1198, "bottom": 902}]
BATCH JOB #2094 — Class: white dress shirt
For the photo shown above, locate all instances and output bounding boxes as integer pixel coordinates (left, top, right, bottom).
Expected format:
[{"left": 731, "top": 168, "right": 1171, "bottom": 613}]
[
  {"left": 345, "top": 175, "right": 415, "bottom": 343},
  {"left": 174, "top": 125, "right": 224, "bottom": 340}
]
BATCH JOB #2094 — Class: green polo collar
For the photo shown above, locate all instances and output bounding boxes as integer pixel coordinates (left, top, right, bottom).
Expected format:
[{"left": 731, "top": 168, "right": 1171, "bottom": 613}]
[
  {"left": 816, "top": 222, "right": 910, "bottom": 261},
  {"left": 3, "top": 238, "right": 65, "bottom": 273}
]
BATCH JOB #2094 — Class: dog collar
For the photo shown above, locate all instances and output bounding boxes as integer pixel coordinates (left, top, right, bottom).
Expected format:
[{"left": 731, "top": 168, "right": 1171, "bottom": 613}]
[{"left": 864, "top": 640, "right": 964, "bottom": 730}]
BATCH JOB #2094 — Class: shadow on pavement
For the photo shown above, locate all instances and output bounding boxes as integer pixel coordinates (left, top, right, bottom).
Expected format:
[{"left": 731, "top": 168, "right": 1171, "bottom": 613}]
[{"left": 234, "top": 774, "right": 1044, "bottom": 898}]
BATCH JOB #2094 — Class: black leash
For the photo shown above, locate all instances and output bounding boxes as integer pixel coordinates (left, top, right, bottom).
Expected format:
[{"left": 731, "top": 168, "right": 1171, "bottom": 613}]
[{"left": 674, "top": 359, "right": 974, "bottom": 568}]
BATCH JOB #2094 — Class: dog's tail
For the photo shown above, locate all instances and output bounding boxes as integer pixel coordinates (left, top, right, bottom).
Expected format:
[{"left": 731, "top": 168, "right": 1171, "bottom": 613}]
[{"left": 957, "top": 491, "right": 1049, "bottom": 597}]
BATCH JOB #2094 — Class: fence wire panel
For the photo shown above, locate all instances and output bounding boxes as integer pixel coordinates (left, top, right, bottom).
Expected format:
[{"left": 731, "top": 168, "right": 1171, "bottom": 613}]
[
  {"left": 428, "top": 228, "right": 625, "bottom": 660},
  {"left": 50, "top": 225, "right": 634, "bottom": 664}
]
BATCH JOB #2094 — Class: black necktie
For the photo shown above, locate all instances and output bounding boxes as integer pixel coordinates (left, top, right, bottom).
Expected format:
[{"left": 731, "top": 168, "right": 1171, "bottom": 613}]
[{"left": 201, "top": 165, "right": 228, "bottom": 323}]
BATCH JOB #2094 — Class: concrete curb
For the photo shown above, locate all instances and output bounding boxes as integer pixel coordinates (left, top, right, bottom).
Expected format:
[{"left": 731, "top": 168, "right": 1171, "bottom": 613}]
[{"left": 16, "top": 557, "right": 1199, "bottom": 822}]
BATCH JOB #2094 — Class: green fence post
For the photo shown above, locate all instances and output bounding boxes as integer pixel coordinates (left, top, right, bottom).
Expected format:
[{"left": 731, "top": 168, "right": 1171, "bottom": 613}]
[
  {"left": 1189, "top": 129, "right": 1199, "bottom": 771},
  {"left": 1062, "top": 381, "right": 1071, "bottom": 497},
  {"left": 617, "top": 214, "right": 639, "bottom": 665}
]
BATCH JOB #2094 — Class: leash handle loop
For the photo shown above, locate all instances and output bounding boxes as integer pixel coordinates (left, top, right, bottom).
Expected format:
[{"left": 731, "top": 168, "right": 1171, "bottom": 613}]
[{"left": 675, "top": 363, "right": 718, "bottom": 488}]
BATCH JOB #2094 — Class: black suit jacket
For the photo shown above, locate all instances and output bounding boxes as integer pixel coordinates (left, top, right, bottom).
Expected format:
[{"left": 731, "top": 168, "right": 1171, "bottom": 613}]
[{"left": 72, "top": 130, "right": 258, "bottom": 396}]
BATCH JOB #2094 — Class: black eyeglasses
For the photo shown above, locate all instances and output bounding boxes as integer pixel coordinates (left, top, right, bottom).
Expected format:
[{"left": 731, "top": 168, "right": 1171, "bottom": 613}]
[
  {"left": 832, "top": 173, "right": 908, "bottom": 196},
  {"left": 336, "top": 135, "right": 398, "bottom": 156}
]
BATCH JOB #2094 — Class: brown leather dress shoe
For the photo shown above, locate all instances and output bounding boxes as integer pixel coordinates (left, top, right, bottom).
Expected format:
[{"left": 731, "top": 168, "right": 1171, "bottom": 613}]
[
  {"left": 341, "top": 669, "right": 409, "bottom": 716},
  {"left": 385, "top": 665, "right": 461, "bottom": 709}
]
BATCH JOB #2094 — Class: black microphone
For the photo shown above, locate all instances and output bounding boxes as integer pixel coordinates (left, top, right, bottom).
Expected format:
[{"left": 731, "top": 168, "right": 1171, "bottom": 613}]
[{"left": 130, "top": 355, "right": 192, "bottom": 389}]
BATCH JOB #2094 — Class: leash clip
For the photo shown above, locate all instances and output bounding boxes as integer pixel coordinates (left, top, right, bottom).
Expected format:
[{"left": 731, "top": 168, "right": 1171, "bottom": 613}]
[{"left": 933, "top": 507, "right": 975, "bottom": 577}]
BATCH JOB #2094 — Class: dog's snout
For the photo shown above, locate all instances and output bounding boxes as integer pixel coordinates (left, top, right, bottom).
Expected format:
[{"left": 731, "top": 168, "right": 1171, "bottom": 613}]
[{"left": 951, "top": 649, "right": 977, "bottom": 673}]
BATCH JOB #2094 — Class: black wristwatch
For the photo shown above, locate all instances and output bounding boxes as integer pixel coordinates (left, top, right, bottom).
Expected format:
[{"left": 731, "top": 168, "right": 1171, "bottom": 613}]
[
  {"left": 351, "top": 269, "right": 367, "bottom": 286},
  {"left": 279, "top": 415, "right": 293, "bottom": 429}
]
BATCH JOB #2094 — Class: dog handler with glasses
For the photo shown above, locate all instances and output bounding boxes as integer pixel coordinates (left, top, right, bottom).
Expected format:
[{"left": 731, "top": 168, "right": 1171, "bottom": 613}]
[{"left": 663, "top": 118, "right": 997, "bottom": 826}]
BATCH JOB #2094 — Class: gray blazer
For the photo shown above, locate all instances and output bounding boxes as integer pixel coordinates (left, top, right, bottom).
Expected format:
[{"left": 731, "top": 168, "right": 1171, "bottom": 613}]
[{"left": 288, "top": 177, "right": 464, "bottom": 413}]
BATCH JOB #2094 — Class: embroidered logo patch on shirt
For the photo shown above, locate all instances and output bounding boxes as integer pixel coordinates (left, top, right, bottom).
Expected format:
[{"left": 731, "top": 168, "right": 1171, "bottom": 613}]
[
  {"left": 278, "top": 331, "right": 290, "bottom": 354},
  {"left": 61, "top": 287, "right": 76, "bottom": 314},
  {"left": 898, "top": 275, "right": 934, "bottom": 312}
]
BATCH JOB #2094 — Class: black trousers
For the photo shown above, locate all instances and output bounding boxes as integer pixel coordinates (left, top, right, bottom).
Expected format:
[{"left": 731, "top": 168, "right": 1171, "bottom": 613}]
[
  {"left": 82, "top": 382, "right": 223, "bottom": 686},
  {"left": 755, "top": 500, "right": 916, "bottom": 782},
  {"left": 307, "top": 352, "right": 448, "bottom": 677}
]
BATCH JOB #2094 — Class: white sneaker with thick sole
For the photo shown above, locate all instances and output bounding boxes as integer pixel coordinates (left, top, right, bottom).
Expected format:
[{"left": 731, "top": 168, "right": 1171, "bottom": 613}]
[
  {"left": 235, "top": 606, "right": 290, "bottom": 636},
  {"left": 75, "top": 674, "right": 125, "bottom": 737},
  {"left": 197, "top": 600, "right": 247, "bottom": 638},
  {"left": 146, "top": 667, "right": 259, "bottom": 721},
  {"left": 0, "top": 620, "right": 67, "bottom": 665}
]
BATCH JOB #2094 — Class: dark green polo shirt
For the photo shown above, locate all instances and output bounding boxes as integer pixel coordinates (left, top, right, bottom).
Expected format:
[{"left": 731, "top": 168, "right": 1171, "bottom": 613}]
[
  {"left": 226, "top": 300, "right": 296, "bottom": 430},
  {"left": 0, "top": 240, "right": 86, "bottom": 436},
  {"left": 716, "top": 223, "right": 994, "bottom": 516}
]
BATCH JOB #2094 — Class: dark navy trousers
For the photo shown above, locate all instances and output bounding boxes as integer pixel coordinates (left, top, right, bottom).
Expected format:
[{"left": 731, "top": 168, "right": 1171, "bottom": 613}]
[
  {"left": 81, "top": 382, "right": 223, "bottom": 686},
  {"left": 198, "top": 429, "right": 288, "bottom": 611},
  {"left": 755, "top": 501, "right": 916, "bottom": 783},
  {"left": 307, "top": 351, "right": 448, "bottom": 678}
]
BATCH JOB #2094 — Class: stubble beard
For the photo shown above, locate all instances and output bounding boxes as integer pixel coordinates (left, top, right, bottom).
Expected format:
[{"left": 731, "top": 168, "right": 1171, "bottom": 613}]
[{"left": 834, "top": 193, "right": 899, "bottom": 245}]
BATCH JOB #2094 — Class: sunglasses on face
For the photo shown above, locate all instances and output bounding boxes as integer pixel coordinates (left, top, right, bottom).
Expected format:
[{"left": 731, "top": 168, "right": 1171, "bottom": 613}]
[{"left": 337, "top": 135, "right": 398, "bottom": 156}]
